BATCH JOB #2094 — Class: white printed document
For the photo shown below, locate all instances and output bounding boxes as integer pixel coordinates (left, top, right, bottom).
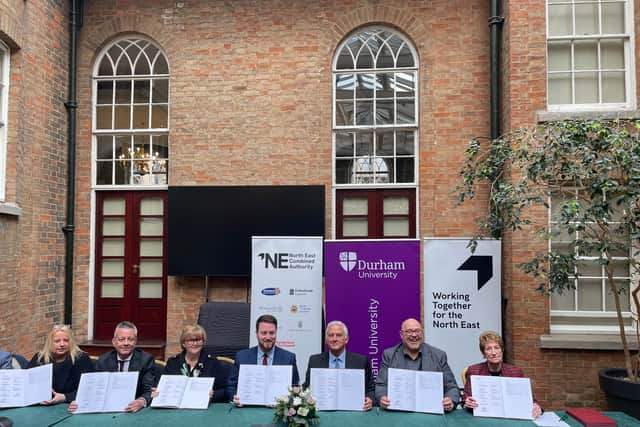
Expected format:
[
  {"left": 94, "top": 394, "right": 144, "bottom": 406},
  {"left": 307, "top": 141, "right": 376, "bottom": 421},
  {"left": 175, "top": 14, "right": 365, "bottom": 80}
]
[
  {"left": 237, "top": 365, "right": 292, "bottom": 406},
  {"left": 470, "top": 375, "right": 533, "bottom": 420},
  {"left": 74, "top": 371, "right": 139, "bottom": 413},
  {"left": 0, "top": 364, "right": 53, "bottom": 408},
  {"left": 151, "top": 375, "right": 214, "bottom": 409},
  {"left": 310, "top": 368, "right": 364, "bottom": 411},
  {"left": 387, "top": 368, "right": 443, "bottom": 414}
]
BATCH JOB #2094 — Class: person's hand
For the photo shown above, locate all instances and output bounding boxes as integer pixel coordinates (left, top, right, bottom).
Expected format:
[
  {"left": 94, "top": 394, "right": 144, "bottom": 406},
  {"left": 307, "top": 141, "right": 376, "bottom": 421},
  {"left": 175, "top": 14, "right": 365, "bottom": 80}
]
[
  {"left": 67, "top": 400, "right": 78, "bottom": 413},
  {"left": 125, "top": 398, "right": 146, "bottom": 413},
  {"left": 464, "top": 396, "right": 478, "bottom": 409},
  {"left": 42, "top": 391, "right": 65, "bottom": 405},
  {"left": 442, "top": 397, "right": 455, "bottom": 412},
  {"left": 209, "top": 388, "right": 214, "bottom": 400},
  {"left": 363, "top": 396, "right": 373, "bottom": 411},
  {"left": 379, "top": 395, "right": 390, "bottom": 409},
  {"left": 233, "top": 394, "right": 243, "bottom": 407},
  {"left": 532, "top": 402, "right": 542, "bottom": 418},
  {"left": 150, "top": 387, "right": 159, "bottom": 398}
]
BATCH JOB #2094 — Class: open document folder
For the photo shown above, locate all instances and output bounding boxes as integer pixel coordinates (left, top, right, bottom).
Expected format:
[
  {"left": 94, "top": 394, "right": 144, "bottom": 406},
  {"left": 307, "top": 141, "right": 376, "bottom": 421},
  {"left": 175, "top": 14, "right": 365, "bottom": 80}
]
[
  {"left": 151, "top": 375, "right": 214, "bottom": 409},
  {"left": 470, "top": 375, "right": 534, "bottom": 420},
  {"left": 237, "top": 365, "right": 292, "bottom": 406},
  {"left": 310, "top": 368, "right": 364, "bottom": 411},
  {"left": 0, "top": 364, "right": 52, "bottom": 408},
  {"left": 74, "top": 371, "right": 139, "bottom": 414},
  {"left": 387, "top": 368, "right": 444, "bottom": 414}
]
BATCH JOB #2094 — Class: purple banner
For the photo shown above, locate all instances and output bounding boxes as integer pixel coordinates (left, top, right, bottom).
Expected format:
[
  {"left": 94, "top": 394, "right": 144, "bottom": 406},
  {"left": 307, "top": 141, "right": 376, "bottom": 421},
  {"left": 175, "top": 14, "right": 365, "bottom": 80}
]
[{"left": 324, "top": 240, "right": 420, "bottom": 379}]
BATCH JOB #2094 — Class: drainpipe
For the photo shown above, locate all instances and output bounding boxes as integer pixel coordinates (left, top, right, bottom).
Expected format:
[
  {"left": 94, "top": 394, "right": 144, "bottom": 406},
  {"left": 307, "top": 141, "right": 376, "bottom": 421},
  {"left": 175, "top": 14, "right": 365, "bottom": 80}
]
[
  {"left": 489, "top": 0, "right": 504, "bottom": 139},
  {"left": 63, "top": 0, "right": 83, "bottom": 325}
]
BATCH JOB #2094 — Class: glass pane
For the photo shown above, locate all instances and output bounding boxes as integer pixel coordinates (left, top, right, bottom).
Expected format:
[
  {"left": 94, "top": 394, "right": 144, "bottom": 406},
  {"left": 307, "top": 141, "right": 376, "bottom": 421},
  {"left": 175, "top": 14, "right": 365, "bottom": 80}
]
[
  {"left": 97, "top": 136, "right": 113, "bottom": 160},
  {"left": 115, "top": 135, "right": 131, "bottom": 159},
  {"left": 115, "top": 80, "right": 132, "bottom": 104},
  {"left": 384, "top": 218, "right": 409, "bottom": 236},
  {"left": 140, "top": 239, "right": 163, "bottom": 256},
  {"left": 140, "top": 217, "right": 163, "bottom": 235},
  {"left": 114, "top": 105, "right": 131, "bottom": 129},
  {"left": 577, "top": 260, "right": 601, "bottom": 277},
  {"left": 548, "top": 72, "right": 572, "bottom": 104},
  {"left": 376, "top": 44, "right": 394, "bottom": 68},
  {"left": 153, "top": 54, "right": 169, "bottom": 74},
  {"left": 396, "top": 131, "right": 414, "bottom": 155},
  {"left": 376, "top": 100, "right": 394, "bottom": 124},
  {"left": 103, "top": 239, "right": 124, "bottom": 256},
  {"left": 394, "top": 72, "right": 415, "bottom": 96},
  {"left": 152, "top": 79, "right": 169, "bottom": 103},
  {"left": 335, "top": 159, "right": 352, "bottom": 184},
  {"left": 343, "top": 218, "right": 368, "bottom": 237},
  {"left": 602, "top": 2, "right": 625, "bottom": 34},
  {"left": 374, "top": 158, "right": 392, "bottom": 184},
  {"left": 335, "top": 132, "right": 354, "bottom": 157},
  {"left": 115, "top": 160, "right": 132, "bottom": 185},
  {"left": 343, "top": 197, "right": 367, "bottom": 215},
  {"left": 601, "top": 40, "right": 625, "bottom": 68},
  {"left": 396, "top": 45, "right": 414, "bottom": 68},
  {"left": 376, "top": 73, "right": 394, "bottom": 98},
  {"left": 153, "top": 135, "right": 169, "bottom": 158},
  {"left": 602, "top": 71, "right": 625, "bottom": 103},
  {"left": 103, "top": 218, "right": 125, "bottom": 235},
  {"left": 132, "top": 105, "right": 149, "bottom": 128},
  {"left": 141, "top": 198, "right": 163, "bottom": 215},
  {"left": 140, "top": 260, "right": 162, "bottom": 277},
  {"left": 574, "top": 41, "right": 597, "bottom": 70},
  {"left": 116, "top": 57, "right": 132, "bottom": 75},
  {"left": 96, "top": 106, "right": 112, "bottom": 129},
  {"left": 96, "top": 161, "right": 113, "bottom": 185},
  {"left": 355, "top": 133, "right": 373, "bottom": 156},
  {"left": 102, "top": 259, "right": 124, "bottom": 277},
  {"left": 335, "top": 101, "right": 354, "bottom": 126},
  {"left": 575, "top": 72, "right": 598, "bottom": 103},
  {"left": 376, "top": 132, "right": 394, "bottom": 156},
  {"left": 548, "top": 4, "right": 572, "bottom": 36},
  {"left": 384, "top": 196, "right": 408, "bottom": 215},
  {"left": 355, "top": 46, "right": 374, "bottom": 69},
  {"left": 335, "top": 74, "right": 355, "bottom": 99},
  {"left": 140, "top": 280, "right": 163, "bottom": 298},
  {"left": 548, "top": 43, "right": 571, "bottom": 72},
  {"left": 134, "top": 80, "right": 150, "bottom": 103},
  {"left": 397, "top": 99, "right": 415, "bottom": 124},
  {"left": 98, "top": 57, "right": 114, "bottom": 76},
  {"left": 336, "top": 48, "right": 354, "bottom": 69},
  {"left": 103, "top": 198, "right": 125, "bottom": 215},
  {"left": 396, "top": 158, "right": 414, "bottom": 183},
  {"left": 151, "top": 105, "right": 168, "bottom": 128},
  {"left": 134, "top": 55, "right": 151, "bottom": 75},
  {"left": 605, "top": 279, "right": 630, "bottom": 311},
  {"left": 97, "top": 81, "right": 113, "bottom": 104},
  {"left": 101, "top": 279, "right": 123, "bottom": 298},
  {"left": 551, "top": 288, "right": 575, "bottom": 310},
  {"left": 575, "top": 3, "right": 598, "bottom": 35},
  {"left": 610, "top": 259, "right": 630, "bottom": 278},
  {"left": 577, "top": 278, "right": 602, "bottom": 310}
]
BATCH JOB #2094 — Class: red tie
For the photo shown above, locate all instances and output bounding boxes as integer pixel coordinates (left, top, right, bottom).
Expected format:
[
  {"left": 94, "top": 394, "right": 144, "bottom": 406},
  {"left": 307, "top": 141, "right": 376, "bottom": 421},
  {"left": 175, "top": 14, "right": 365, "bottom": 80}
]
[{"left": 262, "top": 354, "right": 268, "bottom": 366}]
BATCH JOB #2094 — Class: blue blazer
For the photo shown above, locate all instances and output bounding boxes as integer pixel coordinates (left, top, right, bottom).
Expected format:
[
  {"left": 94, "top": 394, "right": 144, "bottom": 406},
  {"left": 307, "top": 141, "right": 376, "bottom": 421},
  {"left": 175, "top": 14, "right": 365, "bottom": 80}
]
[{"left": 227, "top": 346, "right": 300, "bottom": 399}]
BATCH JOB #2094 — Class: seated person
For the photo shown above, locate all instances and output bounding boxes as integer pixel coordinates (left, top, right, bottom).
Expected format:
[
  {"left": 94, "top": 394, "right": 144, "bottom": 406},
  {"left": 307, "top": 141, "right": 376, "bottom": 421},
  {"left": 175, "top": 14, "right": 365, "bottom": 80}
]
[
  {"left": 161, "top": 324, "right": 229, "bottom": 403},
  {"left": 68, "top": 321, "right": 156, "bottom": 413},
  {"left": 463, "top": 330, "right": 542, "bottom": 418},
  {"left": 28, "top": 324, "right": 94, "bottom": 404},
  {"left": 0, "top": 350, "right": 28, "bottom": 369}
]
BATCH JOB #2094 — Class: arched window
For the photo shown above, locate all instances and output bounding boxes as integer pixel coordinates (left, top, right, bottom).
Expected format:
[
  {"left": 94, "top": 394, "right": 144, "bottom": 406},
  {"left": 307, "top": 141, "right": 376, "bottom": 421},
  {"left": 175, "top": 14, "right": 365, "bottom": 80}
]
[
  {"left": 93, "top": 37, "right": 169, "bottom": 186},
  {"left": 333, "top": 28, "right": 418, "bottom": 238}
]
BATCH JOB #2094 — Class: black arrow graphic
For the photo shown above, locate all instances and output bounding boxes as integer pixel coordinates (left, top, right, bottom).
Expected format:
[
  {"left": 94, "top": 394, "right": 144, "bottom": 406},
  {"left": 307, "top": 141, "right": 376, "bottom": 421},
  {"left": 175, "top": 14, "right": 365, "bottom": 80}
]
[{"left": 458, "top": 255, "right": 493, "bottom": 290}]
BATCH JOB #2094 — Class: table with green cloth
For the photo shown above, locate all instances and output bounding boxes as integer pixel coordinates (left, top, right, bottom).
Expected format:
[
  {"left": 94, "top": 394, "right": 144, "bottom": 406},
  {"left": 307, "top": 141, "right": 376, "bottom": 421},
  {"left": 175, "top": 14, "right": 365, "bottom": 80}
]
[{"left": 1, "top": 405, "right": 639, "bottom": 427}]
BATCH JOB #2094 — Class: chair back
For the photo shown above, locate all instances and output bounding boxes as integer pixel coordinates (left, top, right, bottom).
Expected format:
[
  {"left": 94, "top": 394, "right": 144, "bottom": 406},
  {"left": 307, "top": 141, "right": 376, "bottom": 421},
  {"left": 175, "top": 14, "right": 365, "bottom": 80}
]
[{"left": 197, "top": 301, "right": 250, "bottom": 359}]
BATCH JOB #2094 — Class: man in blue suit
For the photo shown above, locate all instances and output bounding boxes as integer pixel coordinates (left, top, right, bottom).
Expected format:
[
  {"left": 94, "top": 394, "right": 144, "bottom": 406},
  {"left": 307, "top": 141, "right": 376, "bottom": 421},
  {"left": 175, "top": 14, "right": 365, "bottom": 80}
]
[{"left": 227, "top": 314, "right": 300, "bottom": 405}]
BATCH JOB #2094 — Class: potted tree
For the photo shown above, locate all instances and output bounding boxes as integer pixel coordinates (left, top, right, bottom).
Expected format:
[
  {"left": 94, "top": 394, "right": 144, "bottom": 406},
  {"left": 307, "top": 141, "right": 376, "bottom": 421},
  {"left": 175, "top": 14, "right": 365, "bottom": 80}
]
[{"left": 456, "top": 118, "right": 639, "bottom": 418}]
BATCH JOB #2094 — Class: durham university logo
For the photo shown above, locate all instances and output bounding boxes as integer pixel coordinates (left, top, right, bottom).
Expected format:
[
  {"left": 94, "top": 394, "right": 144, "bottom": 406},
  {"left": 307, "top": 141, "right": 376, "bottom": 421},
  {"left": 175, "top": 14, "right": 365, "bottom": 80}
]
[{"left": 339, "top": 251, "right": 357, "bottom": 272}]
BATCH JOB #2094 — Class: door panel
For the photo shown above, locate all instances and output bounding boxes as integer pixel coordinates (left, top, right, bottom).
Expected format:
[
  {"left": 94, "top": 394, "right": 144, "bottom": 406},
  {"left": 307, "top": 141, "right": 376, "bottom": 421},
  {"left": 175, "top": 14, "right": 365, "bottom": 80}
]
[{"left": 94, "top": 191, "right": 167, "bottom": 341}]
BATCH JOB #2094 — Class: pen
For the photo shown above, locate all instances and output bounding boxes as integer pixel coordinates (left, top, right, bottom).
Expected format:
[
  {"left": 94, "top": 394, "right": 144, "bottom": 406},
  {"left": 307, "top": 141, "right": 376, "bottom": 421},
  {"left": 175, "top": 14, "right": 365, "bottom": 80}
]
[{"left": 376, "top": 407, "right": 379, "bottom": 416}]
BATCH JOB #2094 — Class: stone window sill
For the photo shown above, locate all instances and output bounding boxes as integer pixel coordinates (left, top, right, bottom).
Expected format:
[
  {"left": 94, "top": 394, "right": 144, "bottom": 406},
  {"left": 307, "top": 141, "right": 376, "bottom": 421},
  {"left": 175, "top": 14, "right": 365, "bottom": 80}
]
[
  {"left": 537, "top": 110, "right": 640, "bottom": 122},
  {"left": 0, "top": 201, "right": 22, "bottom": 216},
  {"left": 540, "top": 333, "right": 639, "bottom": 350}
]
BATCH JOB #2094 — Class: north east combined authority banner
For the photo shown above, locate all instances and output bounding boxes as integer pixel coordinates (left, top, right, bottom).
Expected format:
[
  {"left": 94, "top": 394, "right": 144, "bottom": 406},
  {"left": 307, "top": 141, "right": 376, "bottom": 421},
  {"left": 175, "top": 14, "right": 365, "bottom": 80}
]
[{"left": 325, "top": 240, "right": 420, "bottom": 379}]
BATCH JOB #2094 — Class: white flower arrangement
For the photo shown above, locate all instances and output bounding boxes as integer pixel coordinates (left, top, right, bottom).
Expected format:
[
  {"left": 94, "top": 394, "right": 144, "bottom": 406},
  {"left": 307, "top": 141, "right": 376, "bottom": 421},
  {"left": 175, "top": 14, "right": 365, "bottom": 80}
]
[{"left": 273, "top": 386, "right": 319, "bottom": 427}]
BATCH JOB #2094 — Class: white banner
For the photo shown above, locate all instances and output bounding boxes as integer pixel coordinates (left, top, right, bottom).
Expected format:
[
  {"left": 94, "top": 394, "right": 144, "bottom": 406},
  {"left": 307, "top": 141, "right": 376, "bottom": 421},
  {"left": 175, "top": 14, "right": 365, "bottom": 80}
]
[
  {"left": 423, "top": 238, "right": 502, "bottom": 387},
  {"left": 251, "top": 236, "right": 323, "bottom": 381}
]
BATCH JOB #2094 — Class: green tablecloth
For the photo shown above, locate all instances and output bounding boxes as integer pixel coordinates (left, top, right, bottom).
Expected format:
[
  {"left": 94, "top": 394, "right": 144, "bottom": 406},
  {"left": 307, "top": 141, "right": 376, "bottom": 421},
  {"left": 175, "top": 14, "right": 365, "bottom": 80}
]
[{"left": 1, "top": 405, "right": 639, "bottom": 427}]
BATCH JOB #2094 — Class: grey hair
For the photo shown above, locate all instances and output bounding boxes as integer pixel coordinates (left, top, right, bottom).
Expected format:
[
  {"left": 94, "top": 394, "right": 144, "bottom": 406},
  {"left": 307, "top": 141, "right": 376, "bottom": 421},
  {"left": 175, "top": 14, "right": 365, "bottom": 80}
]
[
  {"left": 325, "top": 320, "right": 349, "bottom": 338},
  {"left": 114, "top": 321, "right": 138, "bottom": 338}
]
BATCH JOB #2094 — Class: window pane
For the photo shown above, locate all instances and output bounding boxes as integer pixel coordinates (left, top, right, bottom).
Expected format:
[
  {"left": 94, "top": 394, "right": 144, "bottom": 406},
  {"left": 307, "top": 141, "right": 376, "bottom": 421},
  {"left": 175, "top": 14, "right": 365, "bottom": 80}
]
[
  {"left": 116, "top": 57, "right": 132, "bottom": 75},
  {"left": 97, "top": 81, "right": 113, "bottom": 104},
  {"left": 140, "top": 280, "right": 163, "bottom": 298},
  {"left": 355, "top": 74, "right": 374, "bottom": 98},
  {"left": 355, "top": 132, "right": 373, "bottom": 156},
  {"left": 103, "top": 218, "right": 125, "bottom": 236},
  {"left": 96, "top": 106, "right": 112, "bottom": 129},
  {"left": 140, "top": 239, "right": 163, "bottom": 256},
  {"left": 601, "top": 40, "right": 625, "bottom": 68},
  {"left": 335, "top": 132, "right": 354, "bottom": 157},
  {"left": 376, "top": 73, "right": 394, "bottom": 98},
  {"left": 610, "top": 259, "right": 630, "bottom": 277},
  {"left": 577, "top": 260, "right": 601, "bottom": 277},
  {"left": 384, "top": 196, "right": 408, "bottom": 214},
  {"left": 115, "top": 80, "right": 132, "bottom": 103},
  {"left": 134, "top": 80, "right": 150, "bottom": 103},
  {"left": 336, "top": 74, "right": 355, "bottom": 99},
  {"left": 548, "top": 72, "right": 572, "bottom": 104},
  {"left": 551, "top": 288, "right": 575, "bottom": 310},
  {"left": 101, "top": 279, "right": 123, "bottom": 298},
  {"left": 376, "top": 131, "right": 394, "bottom": 156},
  {"left": 114, "top": 105, "right": 131, "bottom": 129},
  {"left": 548, "top": 4, "right": 572, "bottom": 36},
  {"left": 396, "top": 131, "right": 414, "bottom": 155},
  {"left": 574, "top": 41, "right": 597, "bottom": 70},
  {"left": 141, "top": 198, "right": 163, "bottom": 215},
  {"left": 153, "top": 55, "right": 169, "bottom": 74},
  {"left": 604, "top": 279, "right": 630, "bottom": 311},
  {"left": 98, "top": 57, "right": 113, "bottom": 76},
  {"left": 374, "top": 158, "right": 392, "bottom": 183},
  {"left": 96, "top": 161, "right": 113, "bottom": 185},
  {"left": 140, "top": 218, "right": 163, "bottom": 236},
  {"left": 151, "top": 105, "right": 168, "bottom": 128},
  {"left": 548, "top": 43, "right": 571, "bottom": 72},
  {"left": 335, "top": 101, "right": 354, "bottom": 126},
  {"left": 396, "top": 45, "right": 414, "bottom": 67},
  {"left": 115, "top": 160, "right": 132, "bottom": 185},
  {"left": 140, "top": 260, "right": 162, "bottom": 277},
  {"left": 336, "top": 48, "right": 354, "bottom": 69},
  {"left": 103, "top": 198, "right": 125, "bottom": 215},
  {"left": 575, "top": 3, "right": 598, "bottom": 35},
  {"left": 97, "top": 136, "right": 113, "bottom": 159},
  {"left": 335, "top": 159, "right": 352, "bottom": 184},
  {"left": 102, "top": 259, "right": 124, "bottom": 277},
  {"left": 575, "top": 72, "right": 598, "bottom": 103},
  {"left": 153, "top": 135, "right": 169, "bottom": 158},
  {"left": 343, "top": 197, "right": 367, "bottom": 215},
  {"left": 394, "top": 72, "right": 415, "bottom": 96},
  {"left": 384, "top": 218, "right": 409, "bottom": 236},
  {"left": 376, "top": 44, "right": 394, "bottom": 68},
  {"left": 343, "top": 218, "right": 368, "bottom": 237},
  {"left": 396, "top": 158, "right": 414, "bottom": 183},
  {"left": 376, "top": 100, "right": 394, "bottom": 124},
  {"left": 152, "top": 79, "right": 169, "bottom": 103},
  {"left": 133, "top": 105, "right": 149, "bottom": 128},
  {"left": 103, "top": 239, "right": 124, "bottom": 256},
  {"left": 602, "top": 2, "right": 625, "bottom": 34},
  {"left": 577, "top": 278, "right": 602, "bottom": 310},
  {"left": 397, "top": 99, "right": 415, "bottom": 124},
  {"left": 356, "top": 46, "right": 374, "bottom": 69},
  {"left": 602, "top": 71, "right": 625, "bottom": 103}
]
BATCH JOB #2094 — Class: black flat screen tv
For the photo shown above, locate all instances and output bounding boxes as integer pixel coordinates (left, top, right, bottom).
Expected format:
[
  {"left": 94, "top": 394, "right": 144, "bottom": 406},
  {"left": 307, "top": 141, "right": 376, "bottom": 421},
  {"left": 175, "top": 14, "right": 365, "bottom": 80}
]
[{"left": 168, "top": 185, "right": 325, "bottom": 276}]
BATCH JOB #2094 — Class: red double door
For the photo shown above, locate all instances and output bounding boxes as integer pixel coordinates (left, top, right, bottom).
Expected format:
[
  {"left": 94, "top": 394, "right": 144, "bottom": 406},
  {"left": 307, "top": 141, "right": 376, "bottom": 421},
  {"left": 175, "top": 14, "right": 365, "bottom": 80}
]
[{"left": 93, "top": 191, "right": 167, "bottom": 341}]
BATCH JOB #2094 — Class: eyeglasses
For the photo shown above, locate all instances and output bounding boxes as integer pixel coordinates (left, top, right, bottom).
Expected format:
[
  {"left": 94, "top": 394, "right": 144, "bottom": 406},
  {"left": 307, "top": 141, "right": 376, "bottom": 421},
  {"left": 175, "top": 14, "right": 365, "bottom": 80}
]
[
  {"left": 185, "top": 338, "right": 204, "bottom": 344},
  {"left": 401, "top": 329, "right": 423, "bottom": 336}
]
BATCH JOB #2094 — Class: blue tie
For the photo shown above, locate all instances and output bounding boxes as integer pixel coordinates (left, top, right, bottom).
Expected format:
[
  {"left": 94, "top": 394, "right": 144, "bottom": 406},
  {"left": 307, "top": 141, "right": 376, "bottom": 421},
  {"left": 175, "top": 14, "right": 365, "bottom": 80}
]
[{"left": 333, "top": 358, "right": 340, "bottom": 369}]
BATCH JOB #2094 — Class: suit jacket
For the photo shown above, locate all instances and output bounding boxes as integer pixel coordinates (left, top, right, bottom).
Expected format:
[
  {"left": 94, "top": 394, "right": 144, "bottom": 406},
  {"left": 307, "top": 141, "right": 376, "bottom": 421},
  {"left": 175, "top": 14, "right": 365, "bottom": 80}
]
[
  {"left": 164, "top": 350, "right": 230, "bottom": 403},
  {"left": 374, "top": 343, "right": 460, "bottom": 405},
  {"left": 304, "top": 351, "right": 375, "bottom": 401},
  {"left": 28, "top": 352, "right": 95, "bottom": 402},
  {"left": 227, "top": 346, "right": 300, "bottom": 399},
  {"left": 95, "top": 348, "right": 156, "bottom": 405}
]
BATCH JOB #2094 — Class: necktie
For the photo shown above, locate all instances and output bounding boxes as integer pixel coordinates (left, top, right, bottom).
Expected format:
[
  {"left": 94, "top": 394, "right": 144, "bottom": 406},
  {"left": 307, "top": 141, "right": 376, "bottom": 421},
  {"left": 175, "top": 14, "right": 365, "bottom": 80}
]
[
  {"left": 262, "top": 353, "right": 268, "bottom": 366},
  {"left": 333, "top": 358, "right": 340, "bottom": 369},
  {"left": 118, "top": 360, "right": 125, "bottom": 372}
]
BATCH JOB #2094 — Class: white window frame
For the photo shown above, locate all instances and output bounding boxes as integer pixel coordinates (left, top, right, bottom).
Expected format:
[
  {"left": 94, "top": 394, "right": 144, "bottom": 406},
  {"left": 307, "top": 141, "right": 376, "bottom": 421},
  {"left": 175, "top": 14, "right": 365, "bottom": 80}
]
[
  {"left": 546, "top": 0, "right": 636, "bottom": 112},
  {"left": 91, "top": 36, "right": 169, "bottom": 189},
  {"left": 548, "top": 190, "right": 637, "bottom": 333},
  {"left": 0, "top": 41, "right": 10, "bottom": 201}
]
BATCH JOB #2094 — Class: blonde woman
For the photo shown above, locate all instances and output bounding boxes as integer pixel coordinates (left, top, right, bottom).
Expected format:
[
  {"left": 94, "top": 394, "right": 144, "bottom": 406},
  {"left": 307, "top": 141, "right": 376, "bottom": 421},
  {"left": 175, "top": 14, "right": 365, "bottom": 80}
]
[{"left": 28, "top": 325, "right": 94, "bottom": 404}]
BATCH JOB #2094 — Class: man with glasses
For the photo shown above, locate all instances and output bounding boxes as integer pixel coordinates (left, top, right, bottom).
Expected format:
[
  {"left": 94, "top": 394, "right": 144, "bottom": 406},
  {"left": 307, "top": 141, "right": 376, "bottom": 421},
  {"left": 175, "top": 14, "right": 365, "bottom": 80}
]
[
  {"left": 375, "top": 318, "right": 459, "bottom": 412},
  {"left": 68, "top": 321, "right": 156, "bottom": 413}
]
